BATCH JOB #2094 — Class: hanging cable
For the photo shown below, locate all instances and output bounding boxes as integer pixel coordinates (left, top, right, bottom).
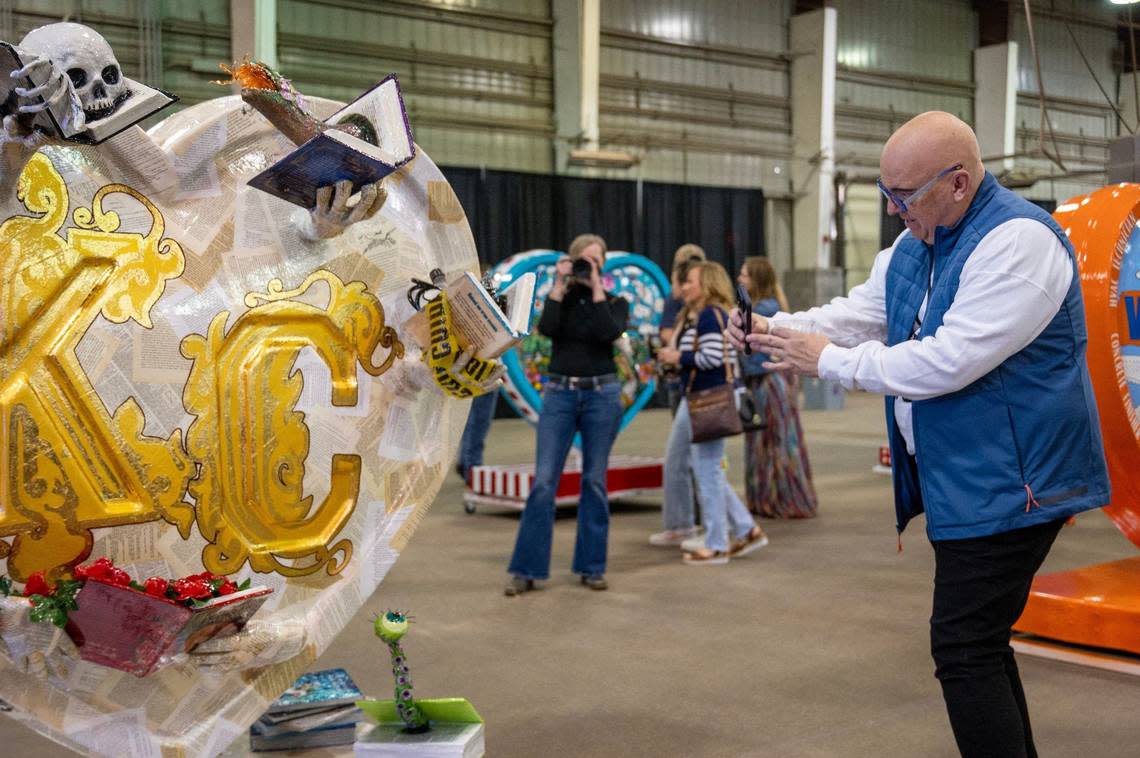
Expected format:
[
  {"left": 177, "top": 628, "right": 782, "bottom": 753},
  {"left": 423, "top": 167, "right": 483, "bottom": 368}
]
[
  {"left": 1130, "top": 3, "right": 1140, "bottom": 127},
  {"left": 1022, "top": 0, "right": 1067, "bottom": 172},
  {"left": 1065, "top": 23, "right": 1134, "bottom": 135}
]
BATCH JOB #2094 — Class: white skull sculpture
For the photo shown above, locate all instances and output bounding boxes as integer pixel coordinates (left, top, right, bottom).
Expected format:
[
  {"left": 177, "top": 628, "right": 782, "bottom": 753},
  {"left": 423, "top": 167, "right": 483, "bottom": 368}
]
[{"left": 20, "top": 22, "right": 132, "bottom": 124}]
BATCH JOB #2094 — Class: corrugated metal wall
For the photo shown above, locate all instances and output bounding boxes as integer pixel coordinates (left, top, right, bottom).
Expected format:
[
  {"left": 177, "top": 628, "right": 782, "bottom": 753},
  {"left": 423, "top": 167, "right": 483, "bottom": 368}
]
[
  {"left": 834, "top": 0, "right": 975, "bottom": 173},
  {"left": 832, "top": 0, "right": 977, "bottom": 282},
  {"left": 597, "top": 0, "right": 792, "bottom": 195},
  {"left": 1010, "top": 2, "right": 1119, "bottom": 205},
  {"left": 275, "top": 0, "right": 553, "bottom": 172},
  {"left": 0, "top": 0, "right": 1128, "bottom": 280},
  {"left": 163, "top": 1, "right": 231, "bottom": 106}
]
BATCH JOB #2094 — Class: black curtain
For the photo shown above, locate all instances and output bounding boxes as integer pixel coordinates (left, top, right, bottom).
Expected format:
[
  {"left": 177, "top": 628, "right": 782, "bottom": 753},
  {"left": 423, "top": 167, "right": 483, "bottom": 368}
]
[
  {"left": 556, "top": 176, "right": 639, "bottom": 253},
  {"left": 638, "top": 180, "right": 763, "bottom": 276},
  {"left": 441, "top": 167, "right": 764, "bottom": 270}
]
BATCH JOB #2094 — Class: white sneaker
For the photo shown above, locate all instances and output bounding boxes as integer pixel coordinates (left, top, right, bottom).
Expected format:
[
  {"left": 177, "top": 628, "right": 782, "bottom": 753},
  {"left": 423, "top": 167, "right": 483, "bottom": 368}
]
[
  {"left": 648, "top": 527, "right": 699, "bottom": 547},
  {"left": 680, "top": 534, "right": 706, "bottom": 552}
]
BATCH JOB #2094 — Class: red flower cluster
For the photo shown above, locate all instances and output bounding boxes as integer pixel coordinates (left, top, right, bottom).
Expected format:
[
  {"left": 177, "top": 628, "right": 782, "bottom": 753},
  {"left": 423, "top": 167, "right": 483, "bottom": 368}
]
[
  {"left": 148, "top": 572, "right": 238, "bottom": 602},
  {"left": 72, "top": 559, "right": 241, "bottom": 606},
  {"left": 72, "top": 557, "right": 130, "bottom": 587},
  {"left": 22, "top": 571, "right": 51, "bottom": 598}
]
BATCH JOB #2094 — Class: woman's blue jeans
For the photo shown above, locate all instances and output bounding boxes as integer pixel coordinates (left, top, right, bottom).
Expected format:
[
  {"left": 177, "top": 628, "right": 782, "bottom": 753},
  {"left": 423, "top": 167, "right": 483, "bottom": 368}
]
[
  {"left": 666, "top": 399, "right": 753, "bottom": 552},
  {"left": 665, "top": 398, "right": 752, "bottom": 547},
  {"left": 458, "top": 391, "right": 497, "bottom": 479},
  {"left": 662, "top": 400, "right": 696, "bottom": 531},
  {"left": 508, "top": 384, "right": 622, "bottom": 579}
]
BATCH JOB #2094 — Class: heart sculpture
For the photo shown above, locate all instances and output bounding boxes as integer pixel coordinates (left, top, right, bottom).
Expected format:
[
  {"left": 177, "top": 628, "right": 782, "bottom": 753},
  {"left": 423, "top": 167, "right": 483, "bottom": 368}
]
[
  {"left": 490, "top": 250, "right": 670, "bottom": 434},
  {"left": 0, "top": 95, "right": 474, "bottom": 756},
  {"left": 1053, "top": 188, "right": 1140, "bottom": 547}
]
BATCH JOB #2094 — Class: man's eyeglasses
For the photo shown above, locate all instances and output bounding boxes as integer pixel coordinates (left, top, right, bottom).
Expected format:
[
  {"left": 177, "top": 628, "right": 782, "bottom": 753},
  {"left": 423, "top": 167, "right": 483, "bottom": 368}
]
[{"left": 876, "top": 164, "right": 963, "bottom": 215}]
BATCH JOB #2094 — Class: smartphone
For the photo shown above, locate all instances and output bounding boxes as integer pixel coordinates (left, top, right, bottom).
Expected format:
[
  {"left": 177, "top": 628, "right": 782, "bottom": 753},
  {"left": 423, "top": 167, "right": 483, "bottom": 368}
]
[{"left": 734, "top": 282, "right": 753, "bottom": 354}]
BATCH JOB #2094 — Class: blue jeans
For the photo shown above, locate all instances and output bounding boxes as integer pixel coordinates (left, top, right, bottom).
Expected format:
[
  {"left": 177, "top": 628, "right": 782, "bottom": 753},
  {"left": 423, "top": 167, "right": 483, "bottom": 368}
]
[
  {"left": 508, "top": 384, "right": 622, "bottom": 579},
  {"left": 682, "top": 399, "right": 754, "bottom": 552},
  {"left": 662, "top": 400, "right": 695, "bottom": 531},
  {"left": 458, "top": 391, "right": 497, "bottom": 478}
]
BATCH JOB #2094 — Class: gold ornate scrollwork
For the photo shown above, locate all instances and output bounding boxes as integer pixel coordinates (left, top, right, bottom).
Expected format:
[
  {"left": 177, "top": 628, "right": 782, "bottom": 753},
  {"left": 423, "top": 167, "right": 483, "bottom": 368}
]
[
  {"left": 182, "top": 270, "right": 403, "bottom": 577},
  {"left": 0, "top": 155, "right": 192, "bottom": 580}
]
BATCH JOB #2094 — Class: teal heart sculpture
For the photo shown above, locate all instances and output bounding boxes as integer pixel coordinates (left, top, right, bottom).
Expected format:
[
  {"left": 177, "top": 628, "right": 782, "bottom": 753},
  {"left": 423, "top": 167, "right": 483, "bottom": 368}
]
[{"left": 489, "top": 250, "right": 670, "bottom": 437}]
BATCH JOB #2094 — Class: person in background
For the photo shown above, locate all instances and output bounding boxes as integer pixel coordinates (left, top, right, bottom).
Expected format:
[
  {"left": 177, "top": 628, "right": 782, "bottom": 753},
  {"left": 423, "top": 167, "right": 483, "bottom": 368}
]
[
  {"left": 738, "top": 256, "right": 818, "bottom": 518},
  {"left": 504, "top": 234, "right": 629, "bottom": 595},
  {"left": 658, "top": 244, "right": 707, "bottom": 413},
  {"left": 647, "top": 247, "right": 709, "bottom": 546},
  {"left": 656, "top": 261, "right": 767, "bottom": 565},
  {"left": 456, "top": 390, "right": 498, "bottom": 484},
  {"left": 728, "top": 111, "right": 1109, "bottom": 757},
  {"left": 660, "top": 243, "right": 707, "bottom": 346}
]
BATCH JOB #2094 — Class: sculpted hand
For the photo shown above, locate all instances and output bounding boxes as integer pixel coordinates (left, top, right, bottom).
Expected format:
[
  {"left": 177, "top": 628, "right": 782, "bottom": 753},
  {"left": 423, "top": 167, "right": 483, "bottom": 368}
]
[
  {"left": 187, "top": 617, "right": 307, "bottom": 673},
  {"left": 303, "top": 179, "right": 387, "bottom": 240},
  {"left": 753, "top": 328, "right": 831, "bottom": 377},
  {"left": 11, "top": 54, "right": 85, "bottom": 135}
]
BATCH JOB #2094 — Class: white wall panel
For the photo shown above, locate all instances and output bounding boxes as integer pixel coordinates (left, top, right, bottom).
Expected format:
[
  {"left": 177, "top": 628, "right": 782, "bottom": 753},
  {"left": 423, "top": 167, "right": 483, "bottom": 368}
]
[
  {"left": 276, "top": 0, "right": 553, "bottom": 173},
  {"left": 1012, "top": 12, "right": 1117, "bottom": 107},
  {"left": 602, "top": 0, "right": 789, "bottom": 53},
  {"left": 597, "top": 0, "right": 791, "bottom": 196},
  {"left": 834, "top": 0, "right": 975, "bottom": 81}
]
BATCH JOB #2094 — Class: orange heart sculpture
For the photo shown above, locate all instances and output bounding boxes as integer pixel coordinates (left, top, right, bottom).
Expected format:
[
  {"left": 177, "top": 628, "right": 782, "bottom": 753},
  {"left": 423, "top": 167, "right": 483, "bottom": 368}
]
[{"left": 1053, "top": 186, "right": 1140, "bottom": 547}]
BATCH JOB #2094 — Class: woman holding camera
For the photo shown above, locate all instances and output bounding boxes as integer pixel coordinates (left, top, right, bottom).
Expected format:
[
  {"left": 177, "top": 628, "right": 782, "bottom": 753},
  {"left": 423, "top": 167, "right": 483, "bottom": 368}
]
[
  {"left": 657, "top": 261, "right": 767, "bottom": 565},
  {"left": 505, "top": 234, "right": 629, "bottom": 594},
  {"left": 738, "top": 257, "right": 818, "bottom": 518}
]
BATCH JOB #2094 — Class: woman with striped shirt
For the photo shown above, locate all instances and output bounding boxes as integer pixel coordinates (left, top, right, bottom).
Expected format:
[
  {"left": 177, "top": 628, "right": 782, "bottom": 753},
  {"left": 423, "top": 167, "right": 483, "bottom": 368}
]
[{"left": 657, "top": 262, "right": 768, "bottom": 565}]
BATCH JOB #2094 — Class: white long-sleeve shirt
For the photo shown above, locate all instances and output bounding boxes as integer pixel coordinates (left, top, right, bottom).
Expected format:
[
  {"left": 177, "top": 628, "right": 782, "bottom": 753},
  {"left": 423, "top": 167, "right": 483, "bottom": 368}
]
[{"left": 770, "top": 219, "right": 1074, "bottom": 455}]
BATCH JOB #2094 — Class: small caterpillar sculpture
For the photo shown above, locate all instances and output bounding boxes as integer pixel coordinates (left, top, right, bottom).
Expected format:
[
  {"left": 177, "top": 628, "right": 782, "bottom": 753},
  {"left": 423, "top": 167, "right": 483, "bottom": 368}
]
[{"left": 373, "top": 609, "right": 430, "bottom": 733}]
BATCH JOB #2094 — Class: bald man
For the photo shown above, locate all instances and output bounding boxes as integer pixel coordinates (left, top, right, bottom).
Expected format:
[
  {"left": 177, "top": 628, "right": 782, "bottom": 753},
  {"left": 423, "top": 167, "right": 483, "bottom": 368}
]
[{"left": 728, "top": 112, "right": 1109, "bottom": 757}]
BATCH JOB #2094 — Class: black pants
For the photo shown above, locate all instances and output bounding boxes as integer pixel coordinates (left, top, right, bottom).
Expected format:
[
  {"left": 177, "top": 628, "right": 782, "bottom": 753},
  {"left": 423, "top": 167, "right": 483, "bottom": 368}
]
[{"left": 930, "top": 518, "right": 1064, "bottom": 758}]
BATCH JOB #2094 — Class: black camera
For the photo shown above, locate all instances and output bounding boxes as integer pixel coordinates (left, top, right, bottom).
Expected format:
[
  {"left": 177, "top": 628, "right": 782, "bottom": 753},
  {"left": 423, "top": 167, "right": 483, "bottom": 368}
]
[{"left": 571, "top": 257, "right": 594, "bottom": 283}]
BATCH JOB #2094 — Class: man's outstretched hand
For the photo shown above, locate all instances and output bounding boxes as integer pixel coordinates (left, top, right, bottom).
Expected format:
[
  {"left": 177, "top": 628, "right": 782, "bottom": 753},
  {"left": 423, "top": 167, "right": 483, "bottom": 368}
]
[
  {"left": 753, "top": 329, "right": 832, "bottom": 377},
  {"left": 726, "top": 307, "right": 768, "bottom": 350},
  {"left": 727, "top": 309, "right": 831, "bottom": 377}
]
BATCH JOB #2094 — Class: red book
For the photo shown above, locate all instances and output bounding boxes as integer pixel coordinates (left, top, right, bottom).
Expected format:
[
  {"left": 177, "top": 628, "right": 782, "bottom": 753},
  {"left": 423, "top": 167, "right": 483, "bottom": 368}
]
[{"left": 65, "top": 579, "right": 271, "bottom": 676}]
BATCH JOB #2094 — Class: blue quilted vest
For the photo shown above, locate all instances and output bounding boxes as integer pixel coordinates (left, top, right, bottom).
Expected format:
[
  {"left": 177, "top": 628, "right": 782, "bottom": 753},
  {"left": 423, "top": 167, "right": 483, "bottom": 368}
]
[{"left": 884, "top": 172, "right": 1110, "bottom": 540}]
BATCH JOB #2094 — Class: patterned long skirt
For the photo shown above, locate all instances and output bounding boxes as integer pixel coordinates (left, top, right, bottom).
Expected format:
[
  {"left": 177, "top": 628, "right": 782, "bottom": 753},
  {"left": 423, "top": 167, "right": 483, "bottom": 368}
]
[{"left": 743, "top": 373, "right": 818, "bottom": 518}]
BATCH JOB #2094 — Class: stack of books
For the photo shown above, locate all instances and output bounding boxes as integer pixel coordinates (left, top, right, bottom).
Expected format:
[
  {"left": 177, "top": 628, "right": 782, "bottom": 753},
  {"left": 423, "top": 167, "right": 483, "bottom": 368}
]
[
  {"left": 354, "top": 698, "right": 485, "bottom": 758},
  {"left": 250, "top": 668, "right": 363, "bottom": 752},
  {"left": 354, "top": 721, "right": 485, "bottom": 758}
]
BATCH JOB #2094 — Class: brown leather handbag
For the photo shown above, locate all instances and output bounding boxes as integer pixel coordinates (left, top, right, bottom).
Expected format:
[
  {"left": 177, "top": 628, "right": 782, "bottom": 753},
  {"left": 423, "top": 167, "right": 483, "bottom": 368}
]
[{"left": 686, "top": 310, "right": 743, "bottom": 443}]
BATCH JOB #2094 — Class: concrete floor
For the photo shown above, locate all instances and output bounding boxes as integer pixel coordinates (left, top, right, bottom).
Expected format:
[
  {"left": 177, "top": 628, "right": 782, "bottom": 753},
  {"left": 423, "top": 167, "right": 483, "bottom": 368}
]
[{"left": 3, "top": 391, "right": 1138, "bottom": 757}]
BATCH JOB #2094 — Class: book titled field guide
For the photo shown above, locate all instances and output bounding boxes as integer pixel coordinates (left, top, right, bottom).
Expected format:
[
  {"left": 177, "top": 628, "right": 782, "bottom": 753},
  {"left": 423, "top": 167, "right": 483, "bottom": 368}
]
[
  {"left": 248, "top": 73, "right": 415, "bottom": 209},
  {"left": 406, "top": 271, "right": 537, "bottom": 360}
]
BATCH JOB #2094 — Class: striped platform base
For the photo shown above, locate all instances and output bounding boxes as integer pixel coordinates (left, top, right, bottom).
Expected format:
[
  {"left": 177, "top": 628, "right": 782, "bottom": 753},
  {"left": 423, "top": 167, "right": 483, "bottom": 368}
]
[{"left": 462, "top": 455, "right": 664, "bottom": 513}]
